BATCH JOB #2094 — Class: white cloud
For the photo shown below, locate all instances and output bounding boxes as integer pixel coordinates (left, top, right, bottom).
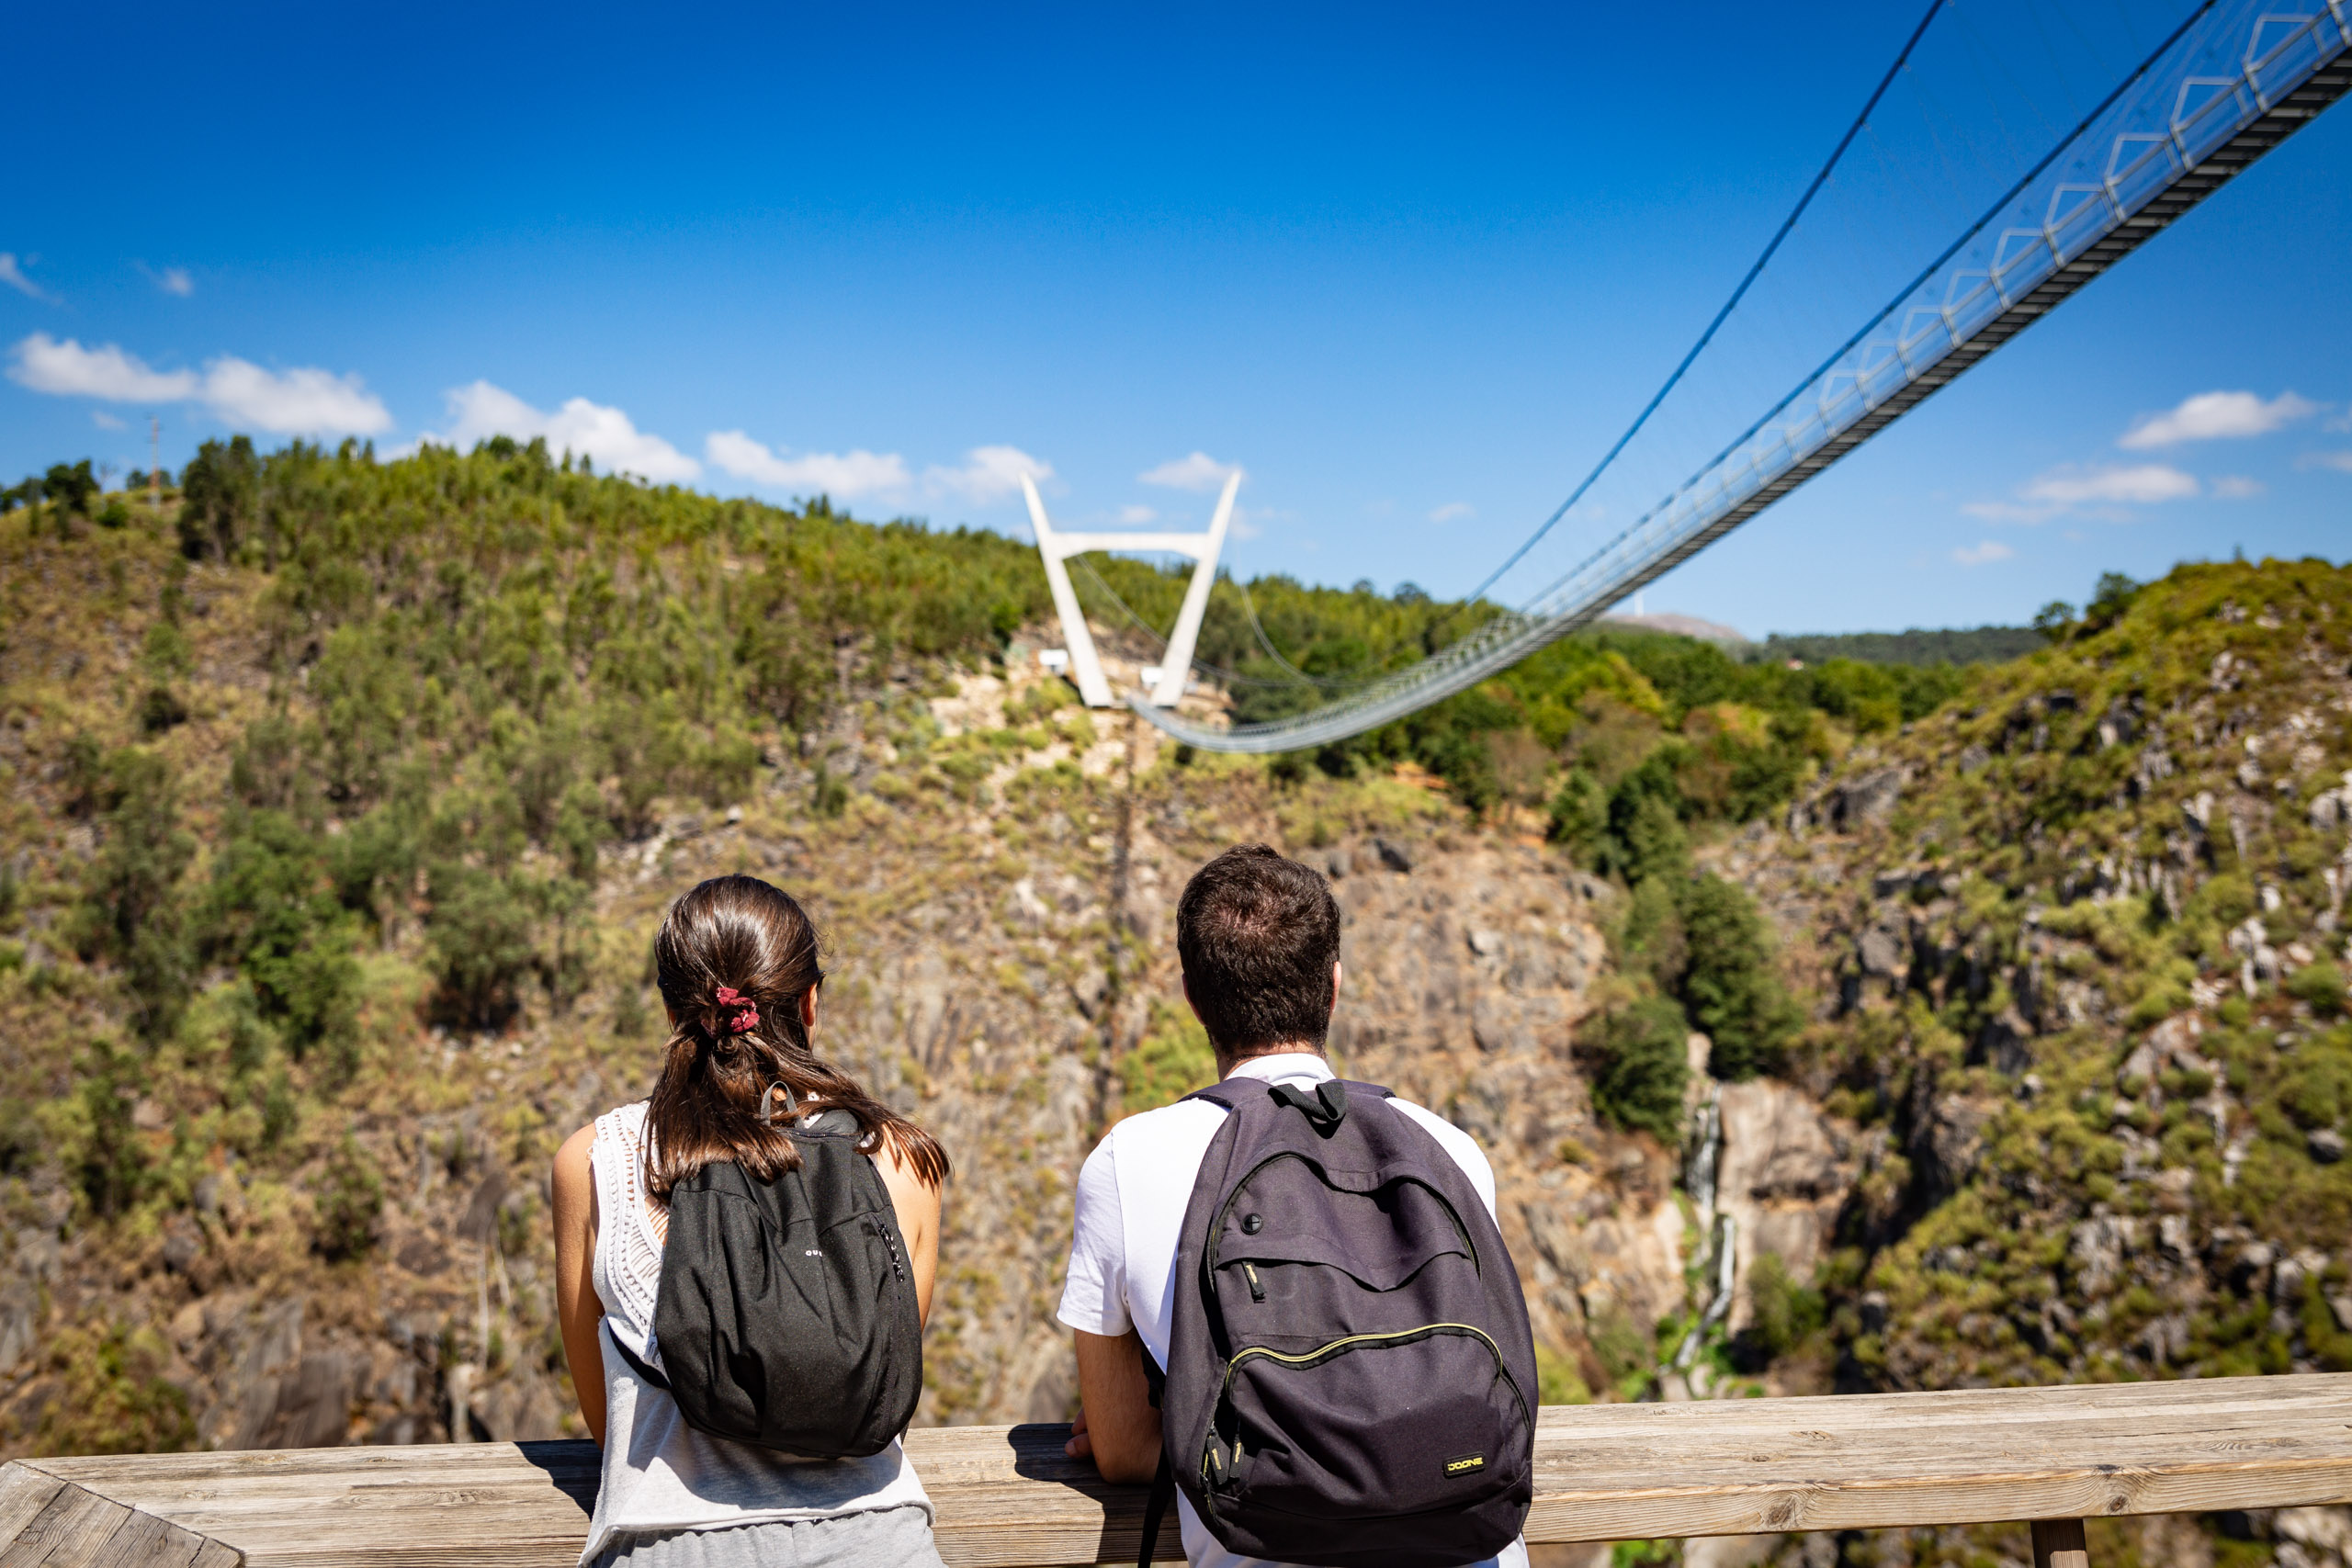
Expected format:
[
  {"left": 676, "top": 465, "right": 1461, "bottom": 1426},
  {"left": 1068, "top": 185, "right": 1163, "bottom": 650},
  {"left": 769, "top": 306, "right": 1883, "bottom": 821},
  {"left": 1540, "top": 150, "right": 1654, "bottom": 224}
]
[
  {"left": 924, "top": 444, "right": 1050, "bottom": 505},
  {"left": 2211, "top": 475, "right": 2266, "bottom": 499},
  {"left": 8, "top": 332, "right": 390, "bottom": 434},
  {"left": 10, "top": 333, "right": 198, "bottom": 400},
  {"left": 1429, "top": 501, "right": 1475, "bottom": 523},
  {"left": 1138, "top": 451, "right": 1244, "bottom": 491},
  {"left": 2023, "top": 464, "right": 2200, "bottom": 506},
  {"left": 416, "top": 381, "right": 696, "bottom": 481},
  {"left": 2120, "top": 389, "right": 2316, "bottom": 448},
  {"left": 0, "top": 254, "right": 54, "bottom": 302},
  {"left": 91, "top": 410, "right": 127, "bottom": 430},
  {"left": 2299, "top": 450, "right": 2352, "bottom": 474},
  {"left": 201, "top": 356, "right": 391, "bottom": 434},
  {"left": 1951, "top": 539, "right": 2014, "bottom": 566},
  {"left": 1959, "top": 500, "right": 2049, "bottom": 523},
  {"left": 2327, "top": 411, "right": 2352, "bottom": 434},
  {"left": 1964, "top": 461, "right": 2202, "bottom": 524},
  {"left": 706, "top": 430, "right": 905, "bottom": 496},
  {"left": 1117, "top": 504, "right": 1158, "bottom": 525},
  {"left": 157, "top": 266, "right": 194, "bottom": 298},
  {"left": 705, "top": 432, "right": 1049, "bottom": 508}
]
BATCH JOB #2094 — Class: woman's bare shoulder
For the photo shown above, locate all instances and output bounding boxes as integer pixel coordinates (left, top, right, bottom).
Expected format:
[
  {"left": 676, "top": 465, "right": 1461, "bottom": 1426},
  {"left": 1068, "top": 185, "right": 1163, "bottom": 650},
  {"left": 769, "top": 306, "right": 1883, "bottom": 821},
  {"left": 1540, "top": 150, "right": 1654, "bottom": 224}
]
[
  {"left": 554, "top": 1122, "right": 598, "bottom": 1191},
  {"left": 872, "top": 1122, "right": 944, "bottom": 1194}
]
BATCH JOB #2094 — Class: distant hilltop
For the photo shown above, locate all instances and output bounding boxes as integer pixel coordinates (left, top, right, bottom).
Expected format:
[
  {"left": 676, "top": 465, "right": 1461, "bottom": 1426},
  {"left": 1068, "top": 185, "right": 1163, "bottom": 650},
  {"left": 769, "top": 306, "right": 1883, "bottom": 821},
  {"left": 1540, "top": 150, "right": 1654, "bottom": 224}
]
[
  {"left": 1601, "top": 611, "right": 1748, "bottom": 646},
  {"left": 1601, "top": 611, "right": 2042, "bottom": 668}
]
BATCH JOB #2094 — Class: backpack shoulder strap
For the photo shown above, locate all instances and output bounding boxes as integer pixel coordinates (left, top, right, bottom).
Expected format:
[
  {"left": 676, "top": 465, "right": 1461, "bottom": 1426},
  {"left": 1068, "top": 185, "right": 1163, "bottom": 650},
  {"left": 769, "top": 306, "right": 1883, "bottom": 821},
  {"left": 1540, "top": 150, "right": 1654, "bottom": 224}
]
[
  {"left": 1183, "top": 1076, "right": 1393, "bottom": 1111},
  {"left": 1183, "top": 1079, "right": 1249, "bottom": 1111}
]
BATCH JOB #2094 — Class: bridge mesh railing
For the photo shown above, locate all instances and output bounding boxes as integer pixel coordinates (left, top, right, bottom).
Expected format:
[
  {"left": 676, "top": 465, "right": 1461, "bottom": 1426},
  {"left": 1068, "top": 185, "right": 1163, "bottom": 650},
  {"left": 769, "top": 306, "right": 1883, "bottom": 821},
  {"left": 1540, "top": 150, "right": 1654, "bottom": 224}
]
[{"left": 1136, "top": 0, "right": 2350, "bottom": 754}]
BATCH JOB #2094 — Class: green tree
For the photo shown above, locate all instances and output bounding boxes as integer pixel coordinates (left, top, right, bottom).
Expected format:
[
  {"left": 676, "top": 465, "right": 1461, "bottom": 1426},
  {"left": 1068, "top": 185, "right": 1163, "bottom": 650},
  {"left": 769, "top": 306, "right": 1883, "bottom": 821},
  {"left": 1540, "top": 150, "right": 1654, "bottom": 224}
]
[
  {"left": 2082, "top": 570, "right": 2141, "bottom": 632},
  {"left": 1582, "top": 996, "right": 1690, "bottom": 1142},
  {"left": 176, "top": 434, "right": 259, "bottom": 561},
  {"left": 202, "top": 811, "right": 363, "bottom": 1059},
  {"left": 2032, "top": 600, "right": 2077, "bottom": 641},
  {"left": 1599, "top": 759, "right": 1689, "bottom": 884},
  {"left": 71, "top": 749, "right": 195, "bottom": 1041},
  {"left": 43, "top": 459, "right": 97, "bottom": 518},
  {"left": 427, "top": 864, "right": 537, "bottom": 1028},
  {"left": 73, "top": 1037, "right": 150, "bottom": 1216},
  {"left": 1676, "top": 874, "right": 1799, "bottom": 1080}
]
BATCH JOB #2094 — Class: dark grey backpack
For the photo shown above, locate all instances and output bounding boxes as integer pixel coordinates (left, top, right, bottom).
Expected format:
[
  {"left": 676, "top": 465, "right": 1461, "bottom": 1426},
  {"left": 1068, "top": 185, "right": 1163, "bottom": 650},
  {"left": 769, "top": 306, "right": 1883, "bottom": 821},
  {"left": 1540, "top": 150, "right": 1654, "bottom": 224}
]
[
  {"left": 1147, "top": 1077, "right": 1537, "bottom": 1567},
  {"left": 614, "top": 1106, "right": 922, "bottom": 1459}
]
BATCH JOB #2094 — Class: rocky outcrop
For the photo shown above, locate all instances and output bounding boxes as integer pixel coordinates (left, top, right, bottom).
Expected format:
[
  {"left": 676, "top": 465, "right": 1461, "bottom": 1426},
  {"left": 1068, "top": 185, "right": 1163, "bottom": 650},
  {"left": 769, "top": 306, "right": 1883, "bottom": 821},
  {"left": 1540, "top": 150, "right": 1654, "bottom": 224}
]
[{"left": 1714, "top": 1080, "right": 1855, "bottom": 1335}]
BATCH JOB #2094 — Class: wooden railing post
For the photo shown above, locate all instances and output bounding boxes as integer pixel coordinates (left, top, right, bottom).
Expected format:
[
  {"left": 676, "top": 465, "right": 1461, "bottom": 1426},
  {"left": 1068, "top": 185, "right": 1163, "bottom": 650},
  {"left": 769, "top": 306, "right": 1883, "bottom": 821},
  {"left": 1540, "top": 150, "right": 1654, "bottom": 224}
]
[{"left": 2030, "top": 1517, "right": 2090, "bottom": 1568}]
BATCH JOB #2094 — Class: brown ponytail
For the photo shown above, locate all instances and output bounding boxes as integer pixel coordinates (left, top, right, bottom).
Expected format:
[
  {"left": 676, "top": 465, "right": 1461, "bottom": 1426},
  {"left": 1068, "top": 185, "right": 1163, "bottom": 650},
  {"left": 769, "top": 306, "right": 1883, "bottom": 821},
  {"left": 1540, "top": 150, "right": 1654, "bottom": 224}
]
[{"left": 641, "top": 874, "right": 949, "bottom": 1198}]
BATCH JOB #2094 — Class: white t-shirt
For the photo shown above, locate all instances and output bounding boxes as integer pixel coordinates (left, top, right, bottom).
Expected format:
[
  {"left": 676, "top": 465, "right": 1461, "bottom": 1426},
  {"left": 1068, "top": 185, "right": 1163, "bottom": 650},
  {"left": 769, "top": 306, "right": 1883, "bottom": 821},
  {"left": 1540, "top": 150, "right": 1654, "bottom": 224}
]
[{"left": 1057, "top": 1052, "right": 1529, "bottom": 1568}]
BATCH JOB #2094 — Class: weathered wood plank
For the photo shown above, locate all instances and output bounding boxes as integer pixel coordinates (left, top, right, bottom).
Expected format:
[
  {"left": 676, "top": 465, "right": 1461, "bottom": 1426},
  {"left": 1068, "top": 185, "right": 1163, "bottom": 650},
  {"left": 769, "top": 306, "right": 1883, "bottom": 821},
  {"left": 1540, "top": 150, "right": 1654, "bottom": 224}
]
[
  {"left": 0, "top": 1483, "right": 134, "bottom": 1568},
  {"left": 78, "top": 1506, "right": 208, "bottom": 1568},
  {"left": 12, "top": 1375, "right": 2352, "bottom": 1567},
  {"left": 0, "top": 1472, "right": 69, "bottom": 1561}
]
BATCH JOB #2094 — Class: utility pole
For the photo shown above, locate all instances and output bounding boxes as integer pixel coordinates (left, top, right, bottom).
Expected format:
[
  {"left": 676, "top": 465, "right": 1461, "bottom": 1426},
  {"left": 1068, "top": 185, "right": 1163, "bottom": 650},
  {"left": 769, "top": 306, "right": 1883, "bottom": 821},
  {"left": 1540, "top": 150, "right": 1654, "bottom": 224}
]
[{"left": 149, "top": 417, "right": 162, "bottom": 513}]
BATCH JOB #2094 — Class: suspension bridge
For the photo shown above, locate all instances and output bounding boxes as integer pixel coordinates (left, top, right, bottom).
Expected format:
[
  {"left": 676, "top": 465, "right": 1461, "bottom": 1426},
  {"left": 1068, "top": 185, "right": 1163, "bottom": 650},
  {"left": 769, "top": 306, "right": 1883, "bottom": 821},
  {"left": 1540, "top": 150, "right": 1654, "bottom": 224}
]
[{"left": 1025, "top": 0, "right": 2350, "bottom": 753}]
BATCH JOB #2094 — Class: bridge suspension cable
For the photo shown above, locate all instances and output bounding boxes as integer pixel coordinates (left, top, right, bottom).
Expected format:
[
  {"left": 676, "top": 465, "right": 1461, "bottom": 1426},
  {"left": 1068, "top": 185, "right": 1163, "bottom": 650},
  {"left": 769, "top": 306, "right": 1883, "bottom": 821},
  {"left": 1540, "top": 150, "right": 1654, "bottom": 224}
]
[{"left": 1131, "top": 0, "right": 2349, "bottom": 754}]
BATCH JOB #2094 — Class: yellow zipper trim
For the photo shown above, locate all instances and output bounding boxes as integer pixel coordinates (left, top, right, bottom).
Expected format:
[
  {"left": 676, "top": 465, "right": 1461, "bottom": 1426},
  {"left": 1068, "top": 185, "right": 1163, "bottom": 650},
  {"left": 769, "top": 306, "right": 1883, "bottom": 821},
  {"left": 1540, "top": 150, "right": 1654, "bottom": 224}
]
[
  {"left": 1203, "top": 1323, "right": 1515, "bottom": 1491},
  {"left": 1227, "top": 1322, "right": 1498, "bottom": 1371}
]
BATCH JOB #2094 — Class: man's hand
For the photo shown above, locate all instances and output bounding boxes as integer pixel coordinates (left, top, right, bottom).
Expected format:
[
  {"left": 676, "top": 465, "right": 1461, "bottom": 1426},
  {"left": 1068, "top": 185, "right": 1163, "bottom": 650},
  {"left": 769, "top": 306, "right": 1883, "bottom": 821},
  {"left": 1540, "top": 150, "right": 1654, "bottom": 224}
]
[{"left": 1069, "top": 1328, "right": 1162, "bottom": 1483}]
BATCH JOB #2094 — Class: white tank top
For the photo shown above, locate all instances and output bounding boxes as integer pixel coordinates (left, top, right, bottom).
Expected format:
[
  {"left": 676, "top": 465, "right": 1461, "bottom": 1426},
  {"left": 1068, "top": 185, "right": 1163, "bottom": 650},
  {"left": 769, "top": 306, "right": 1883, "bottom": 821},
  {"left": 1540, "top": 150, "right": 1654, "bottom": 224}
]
[{"left": 579, "top": 1101, "right": 931, "bottom": 1565}]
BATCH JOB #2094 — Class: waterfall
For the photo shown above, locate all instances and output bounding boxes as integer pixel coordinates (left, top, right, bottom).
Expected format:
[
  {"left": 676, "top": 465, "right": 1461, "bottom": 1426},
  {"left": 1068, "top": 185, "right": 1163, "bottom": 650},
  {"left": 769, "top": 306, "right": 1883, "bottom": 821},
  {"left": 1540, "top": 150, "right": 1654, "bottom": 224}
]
[{"left": 1669, "top": 1083, "right": 1738, "bottom": 1379}]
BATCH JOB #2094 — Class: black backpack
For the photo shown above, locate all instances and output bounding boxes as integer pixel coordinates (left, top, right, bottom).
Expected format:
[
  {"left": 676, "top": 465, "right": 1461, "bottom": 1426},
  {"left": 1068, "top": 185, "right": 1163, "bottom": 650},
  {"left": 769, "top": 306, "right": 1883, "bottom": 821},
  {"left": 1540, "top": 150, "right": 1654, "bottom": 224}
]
[
  {"left": 613, "top": 1104, "right": 922, "bottom": 1460},
  {"left": 1146, "top": 1078, "right": 1537, "bottom": 1568}
]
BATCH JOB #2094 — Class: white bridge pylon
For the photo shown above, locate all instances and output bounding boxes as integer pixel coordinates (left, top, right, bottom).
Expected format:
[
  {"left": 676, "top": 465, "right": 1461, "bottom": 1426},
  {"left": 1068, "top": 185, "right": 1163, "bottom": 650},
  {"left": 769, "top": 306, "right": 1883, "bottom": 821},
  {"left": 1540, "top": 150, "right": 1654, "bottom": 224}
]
[{"left": 1021, "top": 470, "right": 1238, "bottom": 709}]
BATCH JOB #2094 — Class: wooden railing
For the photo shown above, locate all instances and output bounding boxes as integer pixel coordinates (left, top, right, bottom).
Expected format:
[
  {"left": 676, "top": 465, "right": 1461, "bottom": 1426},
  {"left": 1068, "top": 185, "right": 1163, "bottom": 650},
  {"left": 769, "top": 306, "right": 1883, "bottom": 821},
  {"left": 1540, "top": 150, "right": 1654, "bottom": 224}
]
[{"left": 6, "top": 1374, "right": 2351, "bottom": 1567}]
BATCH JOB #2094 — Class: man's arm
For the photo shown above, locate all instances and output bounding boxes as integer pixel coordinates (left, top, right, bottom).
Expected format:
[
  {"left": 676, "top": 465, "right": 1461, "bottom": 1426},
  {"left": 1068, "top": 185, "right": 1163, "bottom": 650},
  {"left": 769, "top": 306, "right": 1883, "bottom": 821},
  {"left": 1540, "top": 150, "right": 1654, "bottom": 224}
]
[{"left": 1066, "top": 1327, "right": 1162, "bottom": 1483}]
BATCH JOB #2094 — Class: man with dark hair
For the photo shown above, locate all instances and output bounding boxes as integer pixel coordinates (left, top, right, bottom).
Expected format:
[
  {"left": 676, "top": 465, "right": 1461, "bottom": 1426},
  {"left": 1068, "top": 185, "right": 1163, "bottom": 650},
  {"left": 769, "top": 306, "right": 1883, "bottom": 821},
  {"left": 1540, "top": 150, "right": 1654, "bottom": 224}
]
[{"left": 1057, "top": 844, "right": 1526, "bottom": 1568}]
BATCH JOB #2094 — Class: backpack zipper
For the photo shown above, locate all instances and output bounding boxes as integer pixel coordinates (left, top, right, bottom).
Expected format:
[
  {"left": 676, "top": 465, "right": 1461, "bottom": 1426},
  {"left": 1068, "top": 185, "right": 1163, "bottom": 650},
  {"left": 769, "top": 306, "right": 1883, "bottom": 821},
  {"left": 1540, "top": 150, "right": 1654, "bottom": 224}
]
[
  {"left": 1204, "top": 1323, "right": 1532, "bottom": 1491},
  {"left": 870, "top": 1217, "right": 907, "bottom": 1280},
  {"left": 1243, "top": 1262, "right": 1265, "bottom": 1302},
  {"left": 1206, "top": 1154, "right": 1480, "bottom": 1281}
]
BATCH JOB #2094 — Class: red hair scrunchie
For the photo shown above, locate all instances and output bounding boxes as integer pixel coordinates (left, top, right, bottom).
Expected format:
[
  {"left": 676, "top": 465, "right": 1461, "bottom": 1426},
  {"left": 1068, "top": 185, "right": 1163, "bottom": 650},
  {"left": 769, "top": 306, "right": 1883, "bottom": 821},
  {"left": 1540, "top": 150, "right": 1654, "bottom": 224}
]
[{"left": 713, "top": 985, "right": 760, "bottom": 1034}]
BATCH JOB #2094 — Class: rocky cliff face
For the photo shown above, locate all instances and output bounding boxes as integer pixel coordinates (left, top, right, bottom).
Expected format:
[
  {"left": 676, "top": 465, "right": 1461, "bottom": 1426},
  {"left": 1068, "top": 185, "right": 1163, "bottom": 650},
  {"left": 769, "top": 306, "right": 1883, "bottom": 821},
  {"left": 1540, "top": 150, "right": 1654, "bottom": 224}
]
[
  {"left": 0, "top": 638, "right": 1726, "bottom": 1453},
  {"left": 7, "top": 524, "right": 2349, "bottom": 1568}
]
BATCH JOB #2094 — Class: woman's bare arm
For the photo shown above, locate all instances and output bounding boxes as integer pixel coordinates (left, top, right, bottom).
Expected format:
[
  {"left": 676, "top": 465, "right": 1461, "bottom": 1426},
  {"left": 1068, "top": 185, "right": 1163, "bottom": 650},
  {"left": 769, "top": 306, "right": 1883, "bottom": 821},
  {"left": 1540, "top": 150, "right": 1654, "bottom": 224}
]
[
  {"left": 551, "top": 1122, "right": 607, "bottom": 1445},
  {"left": 872, "top": 1132, "right": 943, "bottom": 1326}
]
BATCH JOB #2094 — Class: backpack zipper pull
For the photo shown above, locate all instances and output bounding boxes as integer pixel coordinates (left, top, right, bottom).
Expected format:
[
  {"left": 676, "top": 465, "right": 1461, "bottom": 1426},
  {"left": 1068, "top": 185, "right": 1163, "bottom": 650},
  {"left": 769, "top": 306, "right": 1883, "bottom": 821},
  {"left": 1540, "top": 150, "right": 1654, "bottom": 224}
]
[{"left": 1243, "top": 1262, "right": 1265, "bottom": 1303}]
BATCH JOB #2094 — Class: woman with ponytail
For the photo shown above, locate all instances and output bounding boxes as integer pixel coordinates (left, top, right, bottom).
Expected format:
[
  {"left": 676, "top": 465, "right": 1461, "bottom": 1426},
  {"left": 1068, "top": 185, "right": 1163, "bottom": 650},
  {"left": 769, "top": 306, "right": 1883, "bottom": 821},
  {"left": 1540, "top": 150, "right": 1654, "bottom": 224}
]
[{"left": 552, "top": 875, "right": 950, "bottom": 1568}]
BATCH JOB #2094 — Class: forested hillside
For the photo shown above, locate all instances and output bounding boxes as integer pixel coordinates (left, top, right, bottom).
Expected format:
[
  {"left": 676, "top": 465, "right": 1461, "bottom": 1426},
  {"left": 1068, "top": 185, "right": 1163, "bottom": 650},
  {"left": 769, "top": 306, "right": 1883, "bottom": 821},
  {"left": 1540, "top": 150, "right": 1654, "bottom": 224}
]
[{"left": 1, "top": 438, "right": 2346, "bottom": 1568}]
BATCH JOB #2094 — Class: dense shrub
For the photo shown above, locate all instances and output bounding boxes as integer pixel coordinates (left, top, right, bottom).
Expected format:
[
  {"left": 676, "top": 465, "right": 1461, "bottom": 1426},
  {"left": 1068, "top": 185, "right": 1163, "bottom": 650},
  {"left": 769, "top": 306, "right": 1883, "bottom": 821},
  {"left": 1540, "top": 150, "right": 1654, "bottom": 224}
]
[
  {"left": 314, "top": 1136, "right": 385, "bottom": 1260},
  {"left": 70, "top": 747, "right": 195, "bottom": 1041},
  {"left": 1676, "top": 874, "right": 1800, "bottom": 1080},
  {"left": 426, "top": 864, "right": 539, "bottom": 1029},
  {"left": 176, "top": 435, "right": 259, "bottom": 561},
  {"left": 1581, "top": 995, "right": 1690, "bottom": 1142},
  {"left": 1736, "top": 1251, "right": 1826, "bottom": 1366},
  {"left": 73, "top": 1038, "right": 150, "bottom": 1217},
  {"left": 2288, "top": 961, "right": 2346, "bottom": 1018},
  {"left": 32, "top": 1320, "right": 196, "bottom": 1458},
  {"left": 202, "top": 811, "right": 363, "bottom": 1058}
]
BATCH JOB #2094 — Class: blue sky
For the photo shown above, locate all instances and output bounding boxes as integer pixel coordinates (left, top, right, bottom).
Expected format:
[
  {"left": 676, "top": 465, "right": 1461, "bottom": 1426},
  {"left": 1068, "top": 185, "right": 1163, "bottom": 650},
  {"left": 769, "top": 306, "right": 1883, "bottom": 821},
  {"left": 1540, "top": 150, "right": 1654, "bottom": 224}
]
[{"left": 6, "top": 0, "right": 2346, "bottom": 637}]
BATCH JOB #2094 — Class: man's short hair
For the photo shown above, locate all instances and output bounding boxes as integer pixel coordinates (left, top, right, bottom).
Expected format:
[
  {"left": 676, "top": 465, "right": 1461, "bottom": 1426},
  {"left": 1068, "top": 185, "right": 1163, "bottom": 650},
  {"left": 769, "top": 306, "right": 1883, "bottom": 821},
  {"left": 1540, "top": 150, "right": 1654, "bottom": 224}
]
[{"left": 1176, "top": 844, "right": 1341, "bottom": 1055}]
